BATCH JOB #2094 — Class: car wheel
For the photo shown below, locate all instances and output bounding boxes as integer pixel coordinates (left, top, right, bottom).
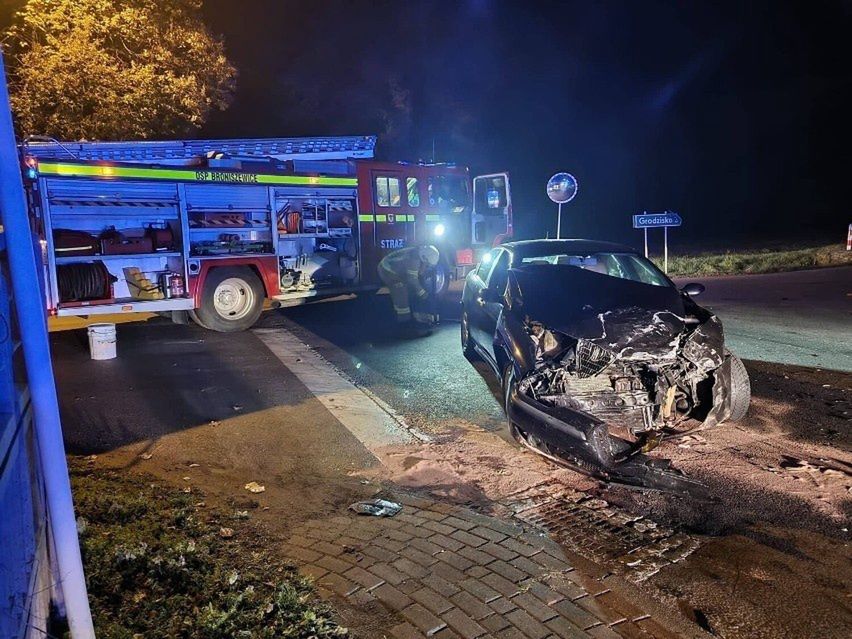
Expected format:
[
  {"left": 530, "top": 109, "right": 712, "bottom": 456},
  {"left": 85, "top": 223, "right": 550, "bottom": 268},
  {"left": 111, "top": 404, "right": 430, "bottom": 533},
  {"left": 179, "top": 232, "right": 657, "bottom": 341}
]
[
  {"left": 502, "top": 365, "right": 522, "bottom": 444},
  {"left": 194, "top": 267, "right": 265, "bottom": 332},
  {"left": 460, "top": 310, "right": 475, "bottom": 355},
  {"left": 726, "top": 350, "right": 751, "bottom": 422}
]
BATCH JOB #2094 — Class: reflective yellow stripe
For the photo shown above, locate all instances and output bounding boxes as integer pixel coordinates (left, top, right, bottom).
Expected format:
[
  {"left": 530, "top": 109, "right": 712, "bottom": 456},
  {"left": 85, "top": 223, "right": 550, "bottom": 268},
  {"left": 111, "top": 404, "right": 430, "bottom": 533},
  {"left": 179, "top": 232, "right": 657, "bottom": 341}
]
[
  {"left": 358, "top": 214, "right": 373, "bottom": 223},
  {"left": 365, "top": 212, "right": 422, "bottom": 223},
  {"left": 37, "top": 161, "right": 358, "bottom": 187},
  {"left": 425, "top": 214, "right": 441, "bottom": 222}
]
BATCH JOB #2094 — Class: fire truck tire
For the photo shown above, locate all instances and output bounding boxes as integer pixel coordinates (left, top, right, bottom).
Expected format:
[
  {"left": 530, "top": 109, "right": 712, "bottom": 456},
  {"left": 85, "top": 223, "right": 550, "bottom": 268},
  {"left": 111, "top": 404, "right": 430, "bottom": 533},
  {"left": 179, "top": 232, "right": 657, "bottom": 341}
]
[
  {"left": 421, "top": 261, "right": 449, "bottom": 298},
  {"left": 193, "top": 267, "right": 265, "bottom": 332}
]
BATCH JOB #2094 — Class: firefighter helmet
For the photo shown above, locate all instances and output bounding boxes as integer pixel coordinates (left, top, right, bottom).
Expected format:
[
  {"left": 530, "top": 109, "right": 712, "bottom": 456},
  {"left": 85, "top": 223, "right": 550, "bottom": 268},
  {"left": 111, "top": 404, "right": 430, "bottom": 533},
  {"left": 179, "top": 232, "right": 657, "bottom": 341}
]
[{"left": 419, "top": 245, "right": 440, "bottom": 267}]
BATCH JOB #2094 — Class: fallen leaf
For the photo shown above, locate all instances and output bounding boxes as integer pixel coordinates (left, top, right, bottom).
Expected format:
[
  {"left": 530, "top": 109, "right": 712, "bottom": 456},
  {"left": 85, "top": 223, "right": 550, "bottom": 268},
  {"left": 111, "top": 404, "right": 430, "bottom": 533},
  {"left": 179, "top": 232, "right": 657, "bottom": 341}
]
[
  {"left": 244, "top": 481, "right": 265, "bottom": 493},
  {"left": 219, "top": 527, "right": 234, "bottom": 538},
  {"left": 139, "top": 453, "right": 153, "bottom": 460}
]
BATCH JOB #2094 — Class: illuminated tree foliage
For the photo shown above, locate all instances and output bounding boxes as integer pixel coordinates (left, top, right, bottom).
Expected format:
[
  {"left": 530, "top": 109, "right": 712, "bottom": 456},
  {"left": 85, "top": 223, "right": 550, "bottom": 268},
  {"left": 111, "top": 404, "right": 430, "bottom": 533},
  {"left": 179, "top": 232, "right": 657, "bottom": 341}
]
[{"left": 4, "top": 0, "right": 237, "bottom": 139}]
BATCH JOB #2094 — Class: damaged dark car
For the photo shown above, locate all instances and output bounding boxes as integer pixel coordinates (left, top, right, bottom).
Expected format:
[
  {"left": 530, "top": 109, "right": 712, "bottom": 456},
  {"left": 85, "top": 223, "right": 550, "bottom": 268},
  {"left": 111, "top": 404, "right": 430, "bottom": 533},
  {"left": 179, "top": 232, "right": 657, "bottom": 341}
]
[{"left": 461, "top": 239, "right": 750, "bottom": 495}]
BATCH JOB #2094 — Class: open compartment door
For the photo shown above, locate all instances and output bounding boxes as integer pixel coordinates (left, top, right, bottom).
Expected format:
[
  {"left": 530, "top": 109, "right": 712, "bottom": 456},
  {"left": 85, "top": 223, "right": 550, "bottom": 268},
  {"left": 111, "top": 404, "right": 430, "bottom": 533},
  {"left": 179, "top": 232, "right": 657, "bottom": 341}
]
[{"left": 472, "top": 172, "right": 512, "bottom": 247}]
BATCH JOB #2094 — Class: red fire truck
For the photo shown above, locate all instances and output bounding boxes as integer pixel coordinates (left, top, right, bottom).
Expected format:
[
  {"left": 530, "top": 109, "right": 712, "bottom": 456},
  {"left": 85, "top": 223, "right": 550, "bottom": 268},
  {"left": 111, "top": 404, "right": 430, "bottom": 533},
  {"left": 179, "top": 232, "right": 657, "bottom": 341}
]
[{"left": 21, "top": 136, "right": 511, "bottom": 331}]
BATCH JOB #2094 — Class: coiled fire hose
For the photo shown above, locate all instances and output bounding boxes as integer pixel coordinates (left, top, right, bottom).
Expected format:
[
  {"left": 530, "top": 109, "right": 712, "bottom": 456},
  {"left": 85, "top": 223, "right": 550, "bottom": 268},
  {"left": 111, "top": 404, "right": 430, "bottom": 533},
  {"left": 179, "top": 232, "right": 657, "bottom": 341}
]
[{"left": 57, "top": 261, "right": 116, "bottom": 301}]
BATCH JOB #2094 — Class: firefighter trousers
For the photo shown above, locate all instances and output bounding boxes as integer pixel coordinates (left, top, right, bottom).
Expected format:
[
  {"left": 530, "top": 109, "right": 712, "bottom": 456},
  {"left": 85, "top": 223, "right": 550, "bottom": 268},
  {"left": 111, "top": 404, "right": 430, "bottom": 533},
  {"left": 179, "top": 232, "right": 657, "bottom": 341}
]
[{"left": 378, "top": 269, "right": 412, "bottom": 323}]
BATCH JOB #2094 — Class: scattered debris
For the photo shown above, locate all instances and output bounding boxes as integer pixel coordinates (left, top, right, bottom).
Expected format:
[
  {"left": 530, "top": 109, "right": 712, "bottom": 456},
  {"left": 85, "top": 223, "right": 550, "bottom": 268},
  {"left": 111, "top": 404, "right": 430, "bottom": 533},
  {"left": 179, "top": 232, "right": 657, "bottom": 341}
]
[
  {"left": 189, "top": 463, "right": 200, "bottom": 468},
  {"left": 348, "top": 498, "right": 402, "bottom": 517},
  {"left": 219, "top": 527, "right": 234, "bottom": 538},
  {"left": 244, "top": 481, "right": 265, "bottom": 493},
  {"left": 139, "top": 452, "right": 153, "bottom": 460}
]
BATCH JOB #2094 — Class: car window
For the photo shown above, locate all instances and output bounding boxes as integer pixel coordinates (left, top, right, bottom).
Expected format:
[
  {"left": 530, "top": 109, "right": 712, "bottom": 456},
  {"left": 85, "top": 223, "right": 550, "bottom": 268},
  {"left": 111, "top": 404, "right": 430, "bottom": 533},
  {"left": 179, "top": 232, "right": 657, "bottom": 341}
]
[
  {"left": 476, "top": 249, "right": 499, "bottom": 281},
  {"left": 518, "top": 252, "right": 670, "bottom": 287},
  {"left": 486, "top": 250, "right": 511, "bottom": 293}
]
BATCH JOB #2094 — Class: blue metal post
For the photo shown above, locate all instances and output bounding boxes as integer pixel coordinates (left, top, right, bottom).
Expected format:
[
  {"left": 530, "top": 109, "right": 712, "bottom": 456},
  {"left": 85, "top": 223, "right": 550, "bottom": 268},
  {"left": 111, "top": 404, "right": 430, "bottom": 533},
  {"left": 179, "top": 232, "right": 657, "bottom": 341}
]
[{"left": 0, "top": 50, "right": 95, "bottom": 637}]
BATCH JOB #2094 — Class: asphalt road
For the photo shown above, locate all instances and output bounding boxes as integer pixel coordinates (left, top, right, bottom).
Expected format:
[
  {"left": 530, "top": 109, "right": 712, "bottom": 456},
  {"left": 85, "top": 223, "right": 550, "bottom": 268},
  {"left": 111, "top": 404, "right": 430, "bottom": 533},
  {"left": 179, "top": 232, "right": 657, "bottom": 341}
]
[
  {"left": 259, "top": 266, "right": 851, "bottom": 432},
  {"left": 680, "top": 266, "right": 851, "bottom": 372}
]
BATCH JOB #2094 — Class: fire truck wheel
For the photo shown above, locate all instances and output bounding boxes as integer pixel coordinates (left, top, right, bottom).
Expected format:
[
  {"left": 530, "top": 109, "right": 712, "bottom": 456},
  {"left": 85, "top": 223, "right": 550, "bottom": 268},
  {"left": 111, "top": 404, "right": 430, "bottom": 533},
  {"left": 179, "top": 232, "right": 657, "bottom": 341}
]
[
  {"left": 434, "top": 261, "right": 449, "bottom": 297},
  {"left": 421, "top": 261, "right": 449, "bottom": 298},
  {"left": 194, "top": 267, "right": 265, "bottom": 332}
]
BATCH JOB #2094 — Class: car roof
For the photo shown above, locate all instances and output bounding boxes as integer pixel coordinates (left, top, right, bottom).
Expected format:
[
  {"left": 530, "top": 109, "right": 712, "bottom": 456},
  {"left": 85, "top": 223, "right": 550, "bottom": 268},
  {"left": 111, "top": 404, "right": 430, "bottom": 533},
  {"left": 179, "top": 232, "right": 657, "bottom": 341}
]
[{"left": 501, "top": 238, "right": 638, "bottom": 255}]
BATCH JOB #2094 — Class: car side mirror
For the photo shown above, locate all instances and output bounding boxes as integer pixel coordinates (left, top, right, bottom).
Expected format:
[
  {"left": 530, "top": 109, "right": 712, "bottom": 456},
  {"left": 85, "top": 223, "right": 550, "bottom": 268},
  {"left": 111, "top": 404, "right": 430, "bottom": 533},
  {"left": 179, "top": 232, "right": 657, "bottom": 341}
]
[{"left": 681, "top": 282, "right": 705, "bottom": 297}]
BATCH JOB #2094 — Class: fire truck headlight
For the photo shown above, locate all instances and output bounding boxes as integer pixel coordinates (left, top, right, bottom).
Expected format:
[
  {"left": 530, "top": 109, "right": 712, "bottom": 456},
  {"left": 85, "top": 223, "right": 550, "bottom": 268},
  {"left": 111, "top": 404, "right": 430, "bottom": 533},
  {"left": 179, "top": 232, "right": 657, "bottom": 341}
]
[{"left": 434, "top": 224, "right": 446, "bottom": 237}]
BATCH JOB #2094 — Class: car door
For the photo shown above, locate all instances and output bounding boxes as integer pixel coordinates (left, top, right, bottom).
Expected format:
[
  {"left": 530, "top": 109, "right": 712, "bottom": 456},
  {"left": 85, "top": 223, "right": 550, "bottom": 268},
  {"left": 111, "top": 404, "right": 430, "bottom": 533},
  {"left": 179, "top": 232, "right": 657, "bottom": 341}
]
[
  {"left": 471, "top": 248, "right": 511, "bottom": 364},
  {"left": 464, "top": 248, "right": 497, "bottom": 350}
]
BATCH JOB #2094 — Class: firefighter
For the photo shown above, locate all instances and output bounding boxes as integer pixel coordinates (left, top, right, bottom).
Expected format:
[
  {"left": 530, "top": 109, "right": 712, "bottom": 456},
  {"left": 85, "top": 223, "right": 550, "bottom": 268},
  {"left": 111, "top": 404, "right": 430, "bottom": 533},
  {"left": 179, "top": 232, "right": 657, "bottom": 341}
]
[{"left": 378, "top": 245, "right": 440, "bottom": 334}]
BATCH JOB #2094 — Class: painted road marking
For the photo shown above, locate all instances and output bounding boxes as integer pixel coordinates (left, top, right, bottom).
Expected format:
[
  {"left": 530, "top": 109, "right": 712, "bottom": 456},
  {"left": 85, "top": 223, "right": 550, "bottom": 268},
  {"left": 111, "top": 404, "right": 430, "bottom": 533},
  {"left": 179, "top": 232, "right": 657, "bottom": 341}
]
[{"left": 254, "top": 328, "right": 428, "bottom": 454}]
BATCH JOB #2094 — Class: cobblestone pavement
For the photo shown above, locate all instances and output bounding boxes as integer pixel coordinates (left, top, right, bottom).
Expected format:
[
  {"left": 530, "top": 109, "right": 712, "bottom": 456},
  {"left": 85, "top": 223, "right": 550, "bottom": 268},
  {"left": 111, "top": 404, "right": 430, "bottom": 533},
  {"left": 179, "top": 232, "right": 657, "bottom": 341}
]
[
  {"left": 284, "top": 492, "right": 688, "bottom": 639},
  {"left": 501, "top": 482, "right": 702, "bottom": 583}
]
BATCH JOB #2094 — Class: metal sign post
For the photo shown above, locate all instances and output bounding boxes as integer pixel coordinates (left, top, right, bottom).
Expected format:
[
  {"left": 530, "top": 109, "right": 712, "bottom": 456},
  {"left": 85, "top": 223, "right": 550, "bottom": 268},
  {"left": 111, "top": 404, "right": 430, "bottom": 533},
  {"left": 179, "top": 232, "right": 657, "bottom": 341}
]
[
  {"left": 557, "top": 202, "right": 562, "bottom": 239},
  {"left": 0, "top": 51, "right": 95, "bottom": 637},
  {"left": 632, "top": 210, "right": 682, "bottom": 273},
  {"left": 547, "top": 172, "right": 578, "bottom": 238}
]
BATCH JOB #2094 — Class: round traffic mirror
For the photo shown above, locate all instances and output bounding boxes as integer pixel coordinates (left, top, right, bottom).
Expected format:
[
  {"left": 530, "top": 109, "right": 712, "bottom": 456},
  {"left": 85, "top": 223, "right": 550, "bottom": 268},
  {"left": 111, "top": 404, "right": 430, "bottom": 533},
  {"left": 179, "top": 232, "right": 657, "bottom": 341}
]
[{"left": 546, "top": 172, "right": 578, "bottom": 204}]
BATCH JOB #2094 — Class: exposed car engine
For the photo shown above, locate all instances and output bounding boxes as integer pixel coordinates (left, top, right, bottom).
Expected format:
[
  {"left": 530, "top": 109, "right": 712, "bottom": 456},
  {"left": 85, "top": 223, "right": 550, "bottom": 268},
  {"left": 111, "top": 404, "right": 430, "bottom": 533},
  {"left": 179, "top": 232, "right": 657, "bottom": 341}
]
[{"left": 520, "top": 310, "right": 726, "bottom": 442}]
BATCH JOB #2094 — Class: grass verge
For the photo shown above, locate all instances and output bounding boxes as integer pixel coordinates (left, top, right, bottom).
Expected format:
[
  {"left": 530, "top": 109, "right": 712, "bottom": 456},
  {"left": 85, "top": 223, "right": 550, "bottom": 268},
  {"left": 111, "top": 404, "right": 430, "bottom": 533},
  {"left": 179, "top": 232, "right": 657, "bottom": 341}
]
[
  {"left": 656, "top": 244, "right": 850, "bottom": 278},
  {"left": 70, "top": 458, "right": 348, "bottom": 639}
]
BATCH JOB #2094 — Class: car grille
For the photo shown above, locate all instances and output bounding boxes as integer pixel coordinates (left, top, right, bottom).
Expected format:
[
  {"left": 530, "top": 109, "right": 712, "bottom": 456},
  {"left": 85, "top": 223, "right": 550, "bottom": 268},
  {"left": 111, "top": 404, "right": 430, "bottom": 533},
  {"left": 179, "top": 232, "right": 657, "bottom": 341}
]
[{"left": 575, "top": 340, "right": 615, "bottom": 378}]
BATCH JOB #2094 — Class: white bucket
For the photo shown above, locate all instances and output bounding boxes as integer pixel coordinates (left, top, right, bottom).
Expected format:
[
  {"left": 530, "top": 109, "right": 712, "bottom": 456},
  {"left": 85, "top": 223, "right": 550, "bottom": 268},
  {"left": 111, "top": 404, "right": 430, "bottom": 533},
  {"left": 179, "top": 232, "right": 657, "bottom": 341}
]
[{"left": 87, "top": 323, "right": 117, "bottom": 360}]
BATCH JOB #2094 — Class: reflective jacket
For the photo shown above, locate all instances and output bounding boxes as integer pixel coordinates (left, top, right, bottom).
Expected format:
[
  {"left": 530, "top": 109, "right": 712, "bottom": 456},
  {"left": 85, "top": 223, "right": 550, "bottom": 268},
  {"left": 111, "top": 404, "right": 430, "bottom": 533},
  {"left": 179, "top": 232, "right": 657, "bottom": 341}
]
[{"left": 378, "top": 247, "right": 429, "bottom": 299}]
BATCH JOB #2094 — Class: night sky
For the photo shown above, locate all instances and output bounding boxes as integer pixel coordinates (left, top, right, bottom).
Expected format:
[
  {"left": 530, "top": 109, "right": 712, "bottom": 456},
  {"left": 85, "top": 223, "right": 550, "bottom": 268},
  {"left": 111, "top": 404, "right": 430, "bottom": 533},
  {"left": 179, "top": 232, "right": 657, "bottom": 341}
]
[{"left": 4, "top": 1, "right": 850, "bottom": 248}]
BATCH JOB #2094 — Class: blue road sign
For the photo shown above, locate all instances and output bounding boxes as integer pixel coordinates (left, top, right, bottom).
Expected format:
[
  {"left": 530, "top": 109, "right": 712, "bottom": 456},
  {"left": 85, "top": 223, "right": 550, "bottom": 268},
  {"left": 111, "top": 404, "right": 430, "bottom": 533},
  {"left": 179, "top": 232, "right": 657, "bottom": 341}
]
[{"left": 633, "top": 211, "right": 682, "bottom": 229}]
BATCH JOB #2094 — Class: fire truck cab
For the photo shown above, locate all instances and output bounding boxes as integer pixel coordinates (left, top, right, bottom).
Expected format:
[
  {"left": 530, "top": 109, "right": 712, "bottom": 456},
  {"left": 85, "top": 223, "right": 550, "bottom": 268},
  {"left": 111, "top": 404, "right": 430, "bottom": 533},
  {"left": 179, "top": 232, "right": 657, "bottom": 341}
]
[{"left": 21, "top": 136, "right": 511, "bottom": 331}]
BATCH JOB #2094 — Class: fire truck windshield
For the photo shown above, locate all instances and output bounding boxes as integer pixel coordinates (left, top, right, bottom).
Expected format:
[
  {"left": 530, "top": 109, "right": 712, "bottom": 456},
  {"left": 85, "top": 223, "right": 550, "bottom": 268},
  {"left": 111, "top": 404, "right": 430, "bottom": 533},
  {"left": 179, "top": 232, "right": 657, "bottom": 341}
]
[{"left": 428, "top": 175, "right": 470, "bottom": 213}]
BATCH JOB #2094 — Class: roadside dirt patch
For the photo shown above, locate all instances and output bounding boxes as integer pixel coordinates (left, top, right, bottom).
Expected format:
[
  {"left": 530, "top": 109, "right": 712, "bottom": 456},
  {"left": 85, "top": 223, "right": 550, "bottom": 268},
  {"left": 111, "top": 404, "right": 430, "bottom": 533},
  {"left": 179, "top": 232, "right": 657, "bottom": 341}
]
[
  {"left": 650, "top": 525, "right": 852, "bottom": 639},
  {"left": 364, "top": 421, "right": 597, "bottom": 507}
]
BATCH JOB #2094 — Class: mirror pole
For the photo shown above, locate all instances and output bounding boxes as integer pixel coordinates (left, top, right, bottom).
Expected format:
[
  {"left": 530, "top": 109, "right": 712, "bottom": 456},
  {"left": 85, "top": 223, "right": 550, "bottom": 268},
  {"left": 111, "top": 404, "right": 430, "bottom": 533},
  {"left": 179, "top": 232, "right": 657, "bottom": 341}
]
[{"left": 557, "top": 202, "right": 562, "bottom": 239}]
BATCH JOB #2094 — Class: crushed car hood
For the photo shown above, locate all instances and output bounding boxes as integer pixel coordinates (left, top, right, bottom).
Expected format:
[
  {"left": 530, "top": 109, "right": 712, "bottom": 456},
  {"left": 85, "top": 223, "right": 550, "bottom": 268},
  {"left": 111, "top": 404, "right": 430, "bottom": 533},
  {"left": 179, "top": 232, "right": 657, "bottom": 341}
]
[{"left": 509, "top": 265, "right": 688, "bottom": 358}]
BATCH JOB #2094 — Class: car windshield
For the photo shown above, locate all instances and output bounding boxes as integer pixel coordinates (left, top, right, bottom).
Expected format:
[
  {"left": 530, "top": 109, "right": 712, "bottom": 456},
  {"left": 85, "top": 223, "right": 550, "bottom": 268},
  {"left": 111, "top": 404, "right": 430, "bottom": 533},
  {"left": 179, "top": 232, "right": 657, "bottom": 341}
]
[{"left": 518, "top": 252, "right": 671, "bottom": 287}]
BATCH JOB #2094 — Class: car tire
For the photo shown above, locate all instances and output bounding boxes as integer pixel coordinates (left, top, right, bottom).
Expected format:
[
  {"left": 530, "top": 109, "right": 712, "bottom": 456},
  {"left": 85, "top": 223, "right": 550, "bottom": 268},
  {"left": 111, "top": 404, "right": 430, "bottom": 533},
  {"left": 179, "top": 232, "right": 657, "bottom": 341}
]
[
  {"left": 502, "top": 365, "right": 522, "bottom": 444},
  {"left": 461, "top": 310, "right": 475, "bottom": 356},
  {"left": 726, "top": 350, "right": 751, "bottom": 422},
  {"left": 193, "top": 267, "right": 265, "bottom": 332}
]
